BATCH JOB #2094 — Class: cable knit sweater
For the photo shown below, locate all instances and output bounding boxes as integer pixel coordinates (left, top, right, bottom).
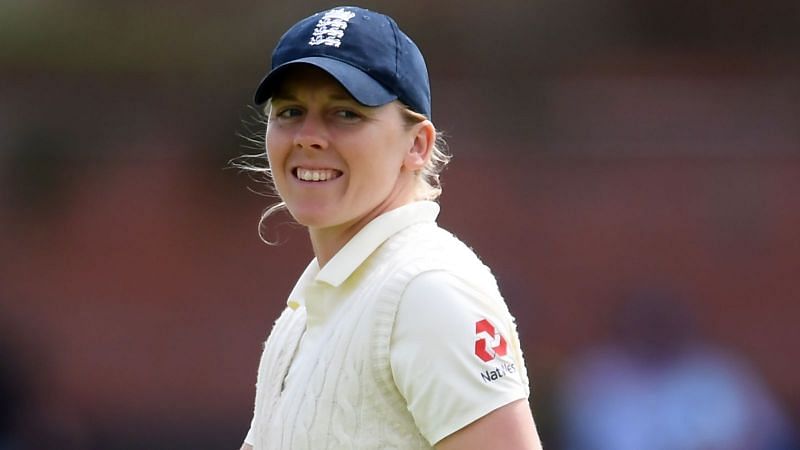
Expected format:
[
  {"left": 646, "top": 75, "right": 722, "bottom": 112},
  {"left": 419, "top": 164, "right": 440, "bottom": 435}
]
[{"left": 250, "top": 218, "right": 529, "bottom": 449}]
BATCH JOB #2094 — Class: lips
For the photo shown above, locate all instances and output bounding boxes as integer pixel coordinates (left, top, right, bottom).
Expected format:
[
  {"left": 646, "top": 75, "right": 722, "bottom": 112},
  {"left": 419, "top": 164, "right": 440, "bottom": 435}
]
[{"left": 294, "top": 167, "right": 343, "bottom": 182}]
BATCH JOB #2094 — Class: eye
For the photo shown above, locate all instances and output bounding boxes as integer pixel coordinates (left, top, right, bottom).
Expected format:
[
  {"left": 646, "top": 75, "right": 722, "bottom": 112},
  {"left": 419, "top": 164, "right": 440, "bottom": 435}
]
[
  {"left": 274, "top": 107, "right": 303, "bottom": 120},
  {"left": 334, "top": 109, "right": 362, "bottom": 121}
]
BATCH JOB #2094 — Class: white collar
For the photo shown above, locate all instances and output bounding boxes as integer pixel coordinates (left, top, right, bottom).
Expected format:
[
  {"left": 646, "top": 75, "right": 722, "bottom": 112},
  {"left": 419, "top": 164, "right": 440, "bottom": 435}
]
[{"left": 286, "top": 201, "right": 440, "bottom": 309}]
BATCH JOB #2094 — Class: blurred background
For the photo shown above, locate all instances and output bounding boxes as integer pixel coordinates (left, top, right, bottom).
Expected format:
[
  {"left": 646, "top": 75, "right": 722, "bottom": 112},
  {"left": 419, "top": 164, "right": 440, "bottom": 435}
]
[{"left": 1, "top": 0, "right": 798, "bottom": 449}]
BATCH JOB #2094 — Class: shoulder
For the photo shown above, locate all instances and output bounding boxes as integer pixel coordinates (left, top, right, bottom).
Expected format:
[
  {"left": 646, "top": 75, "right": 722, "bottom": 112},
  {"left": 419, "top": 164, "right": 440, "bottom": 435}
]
[
  {"left": 389, "top": 223, "right": 497, "bottom": 284},
  {"left": 384, "top": 221, "right": 509, "bottom": 326},
  {"left": 397, "top": 221, "right": 474, "bottom": 253},
  {"left": 403, "top": 269, "right": 497, "bottom": 309},
  {"left": 398, "top": 270, "right": 511, "bottom": 343}
]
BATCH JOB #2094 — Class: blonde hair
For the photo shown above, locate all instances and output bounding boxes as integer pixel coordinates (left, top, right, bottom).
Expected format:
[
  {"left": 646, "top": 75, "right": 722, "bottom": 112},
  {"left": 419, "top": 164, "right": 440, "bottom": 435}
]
[
  {"left": 232, "top": 103, "right": 451, "bottom": 243},
  {"left": 400, "top": 107, "right": 451, "bottom": 201}
]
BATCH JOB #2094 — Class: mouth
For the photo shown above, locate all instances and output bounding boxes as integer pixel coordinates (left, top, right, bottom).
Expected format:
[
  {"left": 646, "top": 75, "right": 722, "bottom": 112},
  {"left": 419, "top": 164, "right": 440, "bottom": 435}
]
[{"left": 293, "top": 167, "right": 343, "bottom": 182}]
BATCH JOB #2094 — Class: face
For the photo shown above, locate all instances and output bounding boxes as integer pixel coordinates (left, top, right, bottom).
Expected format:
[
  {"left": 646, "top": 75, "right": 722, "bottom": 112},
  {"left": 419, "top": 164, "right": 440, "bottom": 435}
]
[{"left": 266, "top": 65, "right": 431, "bottom": 238}]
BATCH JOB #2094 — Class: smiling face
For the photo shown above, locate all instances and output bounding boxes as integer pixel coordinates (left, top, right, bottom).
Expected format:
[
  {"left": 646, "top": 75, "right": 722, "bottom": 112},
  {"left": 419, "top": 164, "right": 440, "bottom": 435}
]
[{"left": 266, "top": 65, "right": 433, "bottom": 255}]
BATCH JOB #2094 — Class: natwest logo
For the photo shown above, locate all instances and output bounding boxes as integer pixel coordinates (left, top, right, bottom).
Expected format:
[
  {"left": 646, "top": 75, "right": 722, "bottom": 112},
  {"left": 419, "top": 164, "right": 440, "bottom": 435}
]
[{"left": 474, "top": 318, "right": 508, "bottom": 362}]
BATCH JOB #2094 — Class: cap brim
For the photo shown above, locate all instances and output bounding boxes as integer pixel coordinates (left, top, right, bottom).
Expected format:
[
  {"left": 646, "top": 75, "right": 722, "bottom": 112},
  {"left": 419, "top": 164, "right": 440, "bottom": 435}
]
[{"left": 253, "top": 57, "right": 397, "bottom": 107}]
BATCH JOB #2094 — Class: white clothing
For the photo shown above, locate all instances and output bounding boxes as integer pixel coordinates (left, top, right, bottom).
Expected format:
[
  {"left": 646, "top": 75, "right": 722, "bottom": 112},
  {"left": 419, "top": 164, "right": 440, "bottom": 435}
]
[{"left": 245, "top": 201, "right": 529, "bottom": 449}]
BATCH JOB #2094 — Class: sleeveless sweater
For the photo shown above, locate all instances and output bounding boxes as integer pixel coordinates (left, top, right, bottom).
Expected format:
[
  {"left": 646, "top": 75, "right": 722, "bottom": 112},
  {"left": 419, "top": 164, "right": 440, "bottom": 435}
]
[{"left": 251, "top": 221, "right": 529, "bottom": 449}]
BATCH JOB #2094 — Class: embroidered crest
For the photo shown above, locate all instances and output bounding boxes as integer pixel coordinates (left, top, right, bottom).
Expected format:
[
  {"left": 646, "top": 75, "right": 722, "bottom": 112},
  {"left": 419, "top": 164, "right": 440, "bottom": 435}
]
[{"left": 308, "top": 8, "right": 356, "bottom": 48}]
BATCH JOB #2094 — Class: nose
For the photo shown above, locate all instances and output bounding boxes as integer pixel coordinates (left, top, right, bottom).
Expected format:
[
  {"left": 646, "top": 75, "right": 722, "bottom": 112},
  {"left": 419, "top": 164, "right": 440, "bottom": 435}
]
[{"left": 293, "top": 115, "right": 328, "bottom": 151}]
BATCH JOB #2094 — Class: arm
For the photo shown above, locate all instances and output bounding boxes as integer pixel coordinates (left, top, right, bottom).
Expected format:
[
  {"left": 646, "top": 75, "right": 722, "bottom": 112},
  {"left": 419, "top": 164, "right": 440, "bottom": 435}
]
[
  {"left": 393, "top": 271, "right": 541, "bottom": 447},
  {"left": 436, "top": 399, "right": 542, "bottom": 450}
]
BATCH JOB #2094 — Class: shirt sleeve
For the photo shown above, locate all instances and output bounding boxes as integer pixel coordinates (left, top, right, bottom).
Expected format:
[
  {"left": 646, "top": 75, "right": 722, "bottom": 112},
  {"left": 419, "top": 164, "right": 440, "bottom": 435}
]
[
  {"left": 243, "top": 420, "right": 255, "bottom": 446},
  {"left": 390, "top": 270, "right": 529, "bottom": 445}
]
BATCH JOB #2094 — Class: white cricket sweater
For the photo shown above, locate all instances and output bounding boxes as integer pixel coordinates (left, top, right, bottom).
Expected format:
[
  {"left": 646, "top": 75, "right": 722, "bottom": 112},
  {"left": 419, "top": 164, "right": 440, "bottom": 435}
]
[{"left": 249, "top": 203, "right": 529, "bottom": 449}]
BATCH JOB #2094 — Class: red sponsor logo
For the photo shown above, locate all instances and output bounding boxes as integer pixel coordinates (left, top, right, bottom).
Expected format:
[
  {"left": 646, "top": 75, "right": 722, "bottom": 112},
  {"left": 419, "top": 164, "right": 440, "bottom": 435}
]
[{"left": 474, "top": 318, "right": 508, "bottom": 362}]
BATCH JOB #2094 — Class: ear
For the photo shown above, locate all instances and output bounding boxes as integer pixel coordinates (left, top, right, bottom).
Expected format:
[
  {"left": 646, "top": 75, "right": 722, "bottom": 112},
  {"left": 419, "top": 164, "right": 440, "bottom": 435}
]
[{"left": 403, "top": 120, "right": 435, "bottom": 171}]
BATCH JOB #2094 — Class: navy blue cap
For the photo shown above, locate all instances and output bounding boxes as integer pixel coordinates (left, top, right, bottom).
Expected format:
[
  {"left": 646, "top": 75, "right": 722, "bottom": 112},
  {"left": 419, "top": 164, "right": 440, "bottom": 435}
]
[{"left": 253, "top": 6, "right": 431, "bottom": 118}]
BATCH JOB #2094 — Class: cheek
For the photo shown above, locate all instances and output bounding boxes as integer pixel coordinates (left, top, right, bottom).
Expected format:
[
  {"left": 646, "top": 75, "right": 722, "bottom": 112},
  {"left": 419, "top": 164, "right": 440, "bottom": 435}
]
[
  {"left": 265, "top": 131, "right": 288, "bottom": 168},
  {"left": 352, "top": 143, "right": 408, "bottom": 189},
  {"left": 265, "top": 139, "right": 290, "bottom": 192}
]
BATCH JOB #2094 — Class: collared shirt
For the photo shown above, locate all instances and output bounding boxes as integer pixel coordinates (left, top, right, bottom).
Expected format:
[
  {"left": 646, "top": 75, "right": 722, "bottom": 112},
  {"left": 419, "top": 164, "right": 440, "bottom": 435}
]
[
  {"left": 245, "top": 201, "right": 527, "bottom": 446},
  {"left": 281, "top": 201, "right": 441, "bottom": 390}
]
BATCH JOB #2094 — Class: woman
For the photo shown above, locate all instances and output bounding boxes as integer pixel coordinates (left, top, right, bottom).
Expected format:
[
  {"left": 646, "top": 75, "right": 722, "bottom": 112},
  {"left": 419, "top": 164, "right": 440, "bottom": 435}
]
[{"left": 240, "top": 6, "right": 542, "bottom": 450}]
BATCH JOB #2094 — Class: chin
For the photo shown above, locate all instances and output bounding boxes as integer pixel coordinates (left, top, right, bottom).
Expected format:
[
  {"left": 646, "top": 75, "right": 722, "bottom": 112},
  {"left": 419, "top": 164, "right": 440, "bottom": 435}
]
[{"left": 287, "top": 206, "right": 337, "bottom": 229}]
